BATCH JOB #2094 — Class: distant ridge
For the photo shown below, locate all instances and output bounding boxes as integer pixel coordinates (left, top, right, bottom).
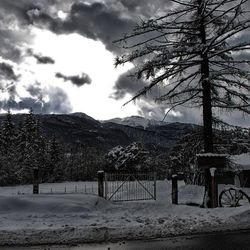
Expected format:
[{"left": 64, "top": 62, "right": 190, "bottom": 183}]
[
  {"left": 0, "top": 112, "right": 196, "bottom": 153},
  {"left": 102, "top": 115, "right": 168, "bottom": 129}
]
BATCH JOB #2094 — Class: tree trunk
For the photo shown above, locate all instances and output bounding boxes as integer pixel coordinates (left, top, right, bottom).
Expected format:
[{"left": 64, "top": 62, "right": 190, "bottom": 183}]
[
  {"left": 202, "top": 76, "right": 213, "bottom": 153},
  {"left": 198, "top": 0, "right": 213, "bottom": 153},
  {"left": 198, "top": 0, "right": 213, "bottom": 208}
]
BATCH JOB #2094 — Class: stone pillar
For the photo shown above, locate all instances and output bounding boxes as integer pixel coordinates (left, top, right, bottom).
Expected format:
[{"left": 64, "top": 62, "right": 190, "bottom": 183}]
[
  {"left": 172, "top": 174, "right": 178, "bottom": 204},
  {"left": 98, "top": 170, "right": 104, "bottom": 198}
]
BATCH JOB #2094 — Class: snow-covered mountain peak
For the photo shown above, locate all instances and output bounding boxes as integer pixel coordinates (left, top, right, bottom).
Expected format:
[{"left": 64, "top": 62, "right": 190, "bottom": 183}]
[{"left": 102, "top": 115, "right": 168, "bottom": 128}]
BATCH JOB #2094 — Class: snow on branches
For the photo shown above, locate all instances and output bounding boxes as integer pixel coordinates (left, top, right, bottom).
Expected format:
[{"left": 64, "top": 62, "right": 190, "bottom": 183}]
[
  {"left": 115, "top": 0, "right": 250, "bottom": 152},
  {"left": 106, "top": 142, "right": 149, "bottom": 171}
]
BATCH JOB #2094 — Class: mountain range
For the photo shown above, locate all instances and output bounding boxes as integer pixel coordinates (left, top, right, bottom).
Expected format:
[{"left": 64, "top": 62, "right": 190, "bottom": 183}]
[{"left": 0, "top": 113, "right": 197, "bottom": 153}]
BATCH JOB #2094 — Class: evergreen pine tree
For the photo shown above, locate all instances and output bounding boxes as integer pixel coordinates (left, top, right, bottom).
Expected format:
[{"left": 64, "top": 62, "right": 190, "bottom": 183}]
[
  {"left": 16, "top": 109, "right": 47, "bottom": 184},
  {"left": 47, "top": 135, "right": 63, "bottom": 182},
  {"left": 0, "top": 110, "right": 17, "bottom": 185}
]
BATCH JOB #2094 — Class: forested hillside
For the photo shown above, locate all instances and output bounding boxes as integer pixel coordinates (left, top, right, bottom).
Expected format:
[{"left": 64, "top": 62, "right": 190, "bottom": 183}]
[{"left": 0, "top": 111, "right": 195, "bottom": 185}]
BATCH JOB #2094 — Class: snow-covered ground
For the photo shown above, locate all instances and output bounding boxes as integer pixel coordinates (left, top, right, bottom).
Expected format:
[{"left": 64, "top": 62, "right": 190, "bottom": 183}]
[{"left": 0, "top": 181, "right": 249, "bottom": 246}]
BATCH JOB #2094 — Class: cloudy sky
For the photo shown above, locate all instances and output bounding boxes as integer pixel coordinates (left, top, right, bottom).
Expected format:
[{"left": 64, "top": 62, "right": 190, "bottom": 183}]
[{"left": 0, "top": 0, "right": 250, "bottom": 126}]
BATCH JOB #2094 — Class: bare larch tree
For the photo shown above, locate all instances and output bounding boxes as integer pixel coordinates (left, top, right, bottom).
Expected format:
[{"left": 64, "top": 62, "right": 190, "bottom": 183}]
[{"left": 115, "top": 0, "right": 250, "bottom": 153}]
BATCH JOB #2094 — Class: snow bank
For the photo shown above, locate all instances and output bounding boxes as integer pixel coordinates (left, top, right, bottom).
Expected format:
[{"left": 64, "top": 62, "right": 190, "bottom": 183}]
[
  {"left": 0, "top": 194, "right": 110, "bottom": 214},
  {"left": 231, "top": 153, "right": 250, "bottom": 170},
  {"left": 0, "top": 181, "right": 249, "bottom": 246},
  {"left": 178, "top": 184, "right": 204, "bottom": 205}
]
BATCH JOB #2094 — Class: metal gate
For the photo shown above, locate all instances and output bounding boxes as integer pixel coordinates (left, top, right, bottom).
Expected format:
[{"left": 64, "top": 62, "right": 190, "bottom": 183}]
[{"left": 104, "top": 172, "right": 156, "bottom": 201}]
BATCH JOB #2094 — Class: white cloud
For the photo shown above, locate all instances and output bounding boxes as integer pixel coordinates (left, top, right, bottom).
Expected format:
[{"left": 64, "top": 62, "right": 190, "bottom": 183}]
[
  {"left": 18, "top": 27, "right": 138, "bottom": 119},
  {"left": 165, "top": 108, "right": 182, "bottom": 118}
]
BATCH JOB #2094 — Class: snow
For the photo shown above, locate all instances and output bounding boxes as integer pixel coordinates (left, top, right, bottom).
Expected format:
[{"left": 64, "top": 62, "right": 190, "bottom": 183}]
[
  {"left": 196, "top": 153, "right": 228, "bottom": 157},
  {"left": 102, "top": 116, "right": 168, "bottom": 129},
  {"left": 231, "top": 153, "right": 250, "bottom": 170},
  {"left": 106, "top": 142, "right": 147, "bottom": 170},
  {"left": 0, "top": 181, "right": 249, "bottom": 246},
  {"left": 210, "top": 167, "right": 217, "bottom": 176}
]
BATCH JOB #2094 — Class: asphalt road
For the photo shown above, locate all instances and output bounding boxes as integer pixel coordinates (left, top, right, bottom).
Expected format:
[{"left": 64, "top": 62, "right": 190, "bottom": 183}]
[{"left": 1, "top": 230, "right": 250, "bottom": 250}]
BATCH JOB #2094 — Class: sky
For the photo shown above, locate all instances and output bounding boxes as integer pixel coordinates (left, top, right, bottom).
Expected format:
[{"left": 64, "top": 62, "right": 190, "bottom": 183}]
[{"left": 0, "top": 0, "right": 250, "bottom": 126}]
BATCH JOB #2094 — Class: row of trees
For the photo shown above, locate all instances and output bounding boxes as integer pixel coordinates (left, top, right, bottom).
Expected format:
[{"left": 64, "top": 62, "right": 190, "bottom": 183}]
[
  {"left": 0, "top": 110, "right": 50, "bottom": 185},
  {"left": 0, "top": 111, "right": 104, "bottom": 186},
  {"left": 166, "top": 125, "right": 250, "bottom": 183},
  {"left": 0, "top": 110, "right": 167, "bottom": 186},
  {"left": 3, "top": 108, "right": 248, "bottom": 186}
]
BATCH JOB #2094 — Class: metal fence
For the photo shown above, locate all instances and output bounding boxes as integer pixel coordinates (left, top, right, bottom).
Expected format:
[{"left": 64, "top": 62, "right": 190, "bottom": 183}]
[
  {"left": 39, "top": 182, "right": 98, "bottom": 195},
  {"left": 17, "top": 182, "right": 98, "bottom": 195},
  {"left": 104, "top": 172, "right": 156, "bottom": 202}
]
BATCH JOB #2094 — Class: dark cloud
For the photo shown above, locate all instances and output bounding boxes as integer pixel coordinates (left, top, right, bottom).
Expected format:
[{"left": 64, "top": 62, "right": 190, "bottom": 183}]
[
  {"left": 26, "top": 49, "right": 55, "bottom": 64},
  {"left": 23, "top": 0, "right": 174, "bottom": 54},
  {"left": 0, "top": 0, "right": 61, "bottom": 62},
  {"left": 63, "top": 2, "right": 134, "bottom": 43},
  {"left": 0, "top": 85, "right": 72, "bottom": 114},
  {"left": 111, "top": 67, "right": 166, "bottom": 101},
  {"left": 114, "top": 70, "right": 250, "bottom": 126},
  {"left": 0, "top": 30, "right": 22, "bottom": 61},
  {"left": 0, "top": 0, "right": 174, "bottom": 66},
  {"left": 0, "top": 1, "right": 37, "bottom": 61},
  {"left": 112, "top": 68, "right": 205, "bottom": 124},
  {"left": 0, "top": 0, "right": 59, "bottom": 25},
  {"left": 34, "top": 54, "right": 55, "bottom": 64},
  {"left": 22, "top": 1, "right": 137, "bottom": 53},
  {"left": 111, "top": 68, "right": 189, "bottom": 122},
  {"left": 55, "top": 72, "right": 92, "bottom": 87},
  {"left": 2, "top": 97, "right": 45, "bottom": 112},
  {"left": 0, "top": 63, "right": 18, "bottom": 81},
  {"left": 120, "top": 0, "right": 173, "bottom": 17},
  {"left": 25, "top": 6, "right": 61, "bottom": 29},
  {"left": 111, "top": 70, "right": 147, "bottom": 100}
]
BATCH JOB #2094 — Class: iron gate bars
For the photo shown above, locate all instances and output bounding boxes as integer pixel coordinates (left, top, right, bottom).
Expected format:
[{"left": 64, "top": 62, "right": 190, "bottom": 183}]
[{"left": 104, "top": 172, "right": 156, "bottom": 202}]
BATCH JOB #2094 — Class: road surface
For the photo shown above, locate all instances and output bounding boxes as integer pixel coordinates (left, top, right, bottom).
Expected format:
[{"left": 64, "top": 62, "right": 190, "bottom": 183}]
[{"left": 1, "top": 230, "right": 250, "bottom": 250}]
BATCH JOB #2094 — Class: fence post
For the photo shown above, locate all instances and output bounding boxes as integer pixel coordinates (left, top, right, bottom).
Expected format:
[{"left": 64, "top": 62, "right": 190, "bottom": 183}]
[
  {"left": 98, "top": 170, "right": 104, "bottom": 198},
  {"left": 172, "top": 174, "right": 178, "bottom": 204},
  {"left": 33, "top": 168, "right": 39, "bottom": 194},
  {"left": 104, "top": 172, "right": 108, "bottom": 199},
  {"left": 209, "top": 168, "right": 218, "bottom": 208},
  {"left": 154, "top": 172, "right": 157, "bottom": 200}
]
